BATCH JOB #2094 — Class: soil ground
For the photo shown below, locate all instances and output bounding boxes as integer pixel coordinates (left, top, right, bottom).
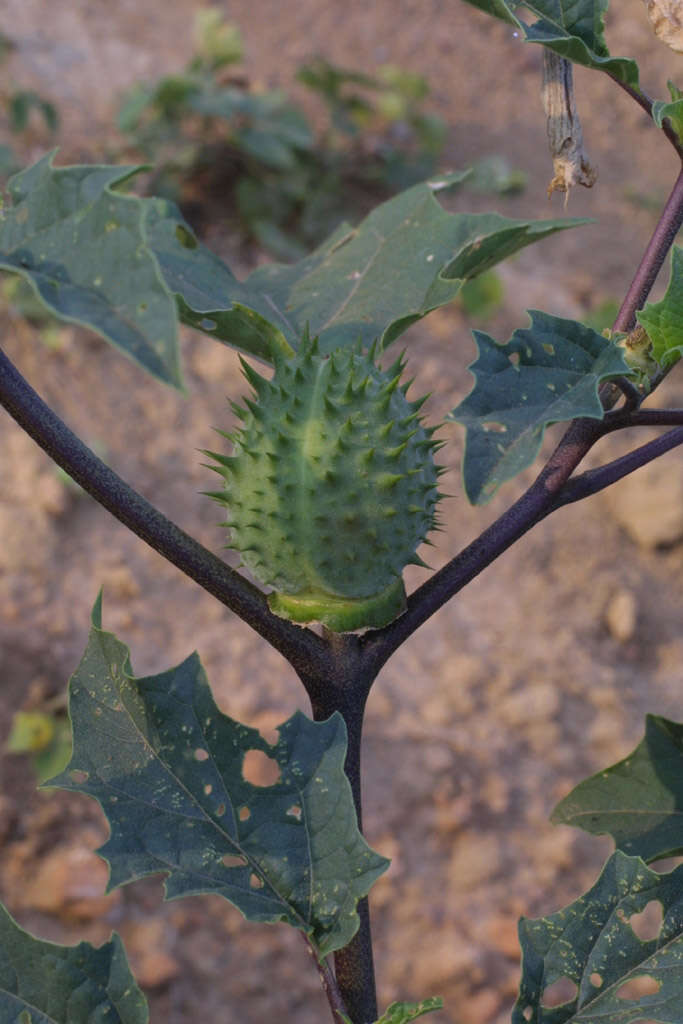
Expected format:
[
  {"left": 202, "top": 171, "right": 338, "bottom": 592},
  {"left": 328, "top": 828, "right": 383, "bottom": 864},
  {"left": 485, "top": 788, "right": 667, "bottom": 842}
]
[{"left": 2, "top": 2, "right": 683, "bottom": 1022}]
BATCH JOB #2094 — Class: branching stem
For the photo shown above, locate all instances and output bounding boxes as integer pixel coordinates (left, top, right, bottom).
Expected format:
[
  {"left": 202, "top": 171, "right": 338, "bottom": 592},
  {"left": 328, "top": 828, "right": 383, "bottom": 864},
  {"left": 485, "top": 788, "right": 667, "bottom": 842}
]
[{"left": 0, "top": 347, "right": 330, "bottom": 684}]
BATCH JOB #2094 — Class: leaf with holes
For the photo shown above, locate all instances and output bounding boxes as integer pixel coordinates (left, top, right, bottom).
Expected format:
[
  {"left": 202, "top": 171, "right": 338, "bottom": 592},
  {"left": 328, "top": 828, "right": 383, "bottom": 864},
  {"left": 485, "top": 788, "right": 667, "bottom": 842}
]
[
  {"left": 0, "top": 901, "right": 148, "bottom": 1024},
  {"left": 47, "top": 596, "right": 389, "bottom": 958},
  {"left": 552, "top": 715, "right": 683, "bottom": 864},
  {"left": 448, "top": 311, "right": 630, "bottom": 504},
  {"left": 0, "top": 152, "right": 182, "bottom": 388},
  {"left": 514, "top": 851, "right": 683, "bottom": 1024},
  {"left": 637, "top": 246, "right": 683, "bottom": 369},
  {"left": 142, "top": 172, "right": 587, "bottom": 360},
  {"left": 461, "top": 0, "right": 639, "bottom": 88}
]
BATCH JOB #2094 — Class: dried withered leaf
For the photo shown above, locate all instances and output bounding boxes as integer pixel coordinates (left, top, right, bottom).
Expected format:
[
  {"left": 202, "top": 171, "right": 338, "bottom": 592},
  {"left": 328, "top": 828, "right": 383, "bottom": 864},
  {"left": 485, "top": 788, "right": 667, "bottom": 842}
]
[
  {"left": 541, "top": 50, "right": 597, "bottom": 203},
  {"left": 644, "top": 0, "right": 683, "bottom": 53}
]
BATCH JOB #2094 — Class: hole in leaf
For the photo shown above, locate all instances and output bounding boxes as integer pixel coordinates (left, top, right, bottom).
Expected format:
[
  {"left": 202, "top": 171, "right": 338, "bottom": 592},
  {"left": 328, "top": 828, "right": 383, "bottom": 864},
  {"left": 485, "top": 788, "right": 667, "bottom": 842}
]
[
  {"left": 194, "top": 748, "right": 209, "bottom": 762},
  {"left": 242, "top": 749, "right": 281, "bottom": 787},
  {"left": 216, "top": 803, "right": 226, "bottom": 816},
  {"left": 175, "top": 224, "right": 198, "bottom": 249},
  {"left": 482, "top": 421, "right": 507, "bottom": 433},
  {"left": 541, "top": 977, "right": 578, "bottom": 1008},
  {"left": 509, "top": 351, "right": 520, "bottom": 366},
  {"left": 650, "top": 855, "right": 683, "bottom": 872},
  {"left": 204, "top": 784, "right": 213, "bottom": 795},
  {"left": 286, "top": 804, "right": 302, "bottom": 821},
  {"left": 239, "top": 805, "right": 251, "bottom": 821},
  {"left": 222, "top": 854, "right": 247, "bottom": 869},
  {"left": 522, "top": 1008, "right": 532, "bottom": 1021},
  {"left": 250, "top": 872, "right": 264, "bottom": 889},
  {"left": 628, "top": 901, "right": 663, "bottom": 941},
  {"left": 257, "top": 722, "right": 280, "bottom": 746},
  {"left": 542, "top": 343, "right": 555, "bottom": 355},
  {"left": 616, "top": 976, "right": 661, "bottom": 1000},
  {"left": 69, "top": 769, "right": 89, "bottom": 784},
  {"left": 590, "top": 973, "right": 603, "bottom": 988}
]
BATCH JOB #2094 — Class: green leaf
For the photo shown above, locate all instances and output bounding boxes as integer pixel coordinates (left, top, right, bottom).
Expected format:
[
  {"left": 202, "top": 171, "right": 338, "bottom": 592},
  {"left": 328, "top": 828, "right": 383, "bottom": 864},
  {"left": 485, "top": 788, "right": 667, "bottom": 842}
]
[
  {"left": 48, "top": 599, "right": 389, "bottom": 958},
  {"left": 462, "top": 0, "right": 640, "bottom": 88},
  {"left": 145, "top": 174, "right": 587, "bottom": 360},
  {"left": 514, "top": 851, "right": 683, "bottom": 1024},
  {"left": 552, "top": 715, "right": 683, "bottom": 864},
  {"left": 340, "top": 997, "right": 444, "bottom": 1024},
  {"left": 652, "top": 80, "right": 683, "bottom": 144},
  {"left": 141, "top": 197, "right": 295, "bottom": 362},
  {"left": 0, "top": 153, "right": 182, "bottom": 388},
  {"left": 0, "top": 901, "right": 148, "bottom": 1023},
  {"left": 448, "top": 311, "right": 630, "bottom": 504},
  {"left": 637, "top": 246, "right": 683, "bottom": 368},
  {"left": 375, "top": 997, "right": 444, "bottom": 1022}
]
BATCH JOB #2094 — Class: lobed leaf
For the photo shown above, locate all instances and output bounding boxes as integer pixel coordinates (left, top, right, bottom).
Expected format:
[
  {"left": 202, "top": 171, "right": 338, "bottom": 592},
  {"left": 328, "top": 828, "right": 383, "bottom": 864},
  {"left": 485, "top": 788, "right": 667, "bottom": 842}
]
[
  {"left": 448, "top": 311, "right": 630, "bottom": 504},
  {"left": 0, "top": 901, "right": 147, "bottom": 1024},
  {"left": 514, "top": 851, "right": 683, "bottom": 1023},
  {"left": 0, "top": 153, "right": 182, "bottom": 388},
  {"left": 461, "top": 0, "right": 640, "bottom": 88},
  {"left": 142, "top": 173, "right": 587, "bottom": 359},
  {"left": 637, "top": 245, "right": 683, "bottom": 368},
  {"left": 552, "top": 715, "right": 683, "bottom": 863},
  {"left": 48, "top": 596, "right": 389, "bottom": 958}
]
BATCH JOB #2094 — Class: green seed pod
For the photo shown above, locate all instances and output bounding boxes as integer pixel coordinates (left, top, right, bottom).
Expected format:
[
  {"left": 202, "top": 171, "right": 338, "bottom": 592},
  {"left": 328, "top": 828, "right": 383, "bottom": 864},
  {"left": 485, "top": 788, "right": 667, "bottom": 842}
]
[{"left": 205, "top": 333, "right": 444, "bottom": 632}]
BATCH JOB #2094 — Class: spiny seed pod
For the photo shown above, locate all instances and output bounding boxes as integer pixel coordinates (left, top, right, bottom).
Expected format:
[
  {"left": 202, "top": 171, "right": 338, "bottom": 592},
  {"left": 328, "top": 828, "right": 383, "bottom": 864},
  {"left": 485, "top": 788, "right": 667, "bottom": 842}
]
[{"left": 205, "top": 333, "right": 445, "bottom": 632}]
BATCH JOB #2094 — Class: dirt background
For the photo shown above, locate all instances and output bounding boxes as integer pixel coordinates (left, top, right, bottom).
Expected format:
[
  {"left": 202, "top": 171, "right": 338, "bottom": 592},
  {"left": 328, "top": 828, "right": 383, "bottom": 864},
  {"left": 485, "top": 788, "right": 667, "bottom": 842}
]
[{"left": 2, "top": 2, "right": 683, "bottom": 1022}]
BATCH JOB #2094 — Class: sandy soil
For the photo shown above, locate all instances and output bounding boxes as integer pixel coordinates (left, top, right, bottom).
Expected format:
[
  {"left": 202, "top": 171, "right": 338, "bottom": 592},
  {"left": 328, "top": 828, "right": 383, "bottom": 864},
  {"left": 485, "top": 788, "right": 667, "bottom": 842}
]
[{"left": 2, "top": 2, "right": 683, "bottom": 1022}]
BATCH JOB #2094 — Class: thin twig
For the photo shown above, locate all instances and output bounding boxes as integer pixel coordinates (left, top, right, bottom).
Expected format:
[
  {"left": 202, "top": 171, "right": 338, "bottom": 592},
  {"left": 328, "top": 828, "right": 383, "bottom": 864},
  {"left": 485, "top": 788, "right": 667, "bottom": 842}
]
[
  {"left": 552, "top": 427, "right": 683, "bottom": 508},
  {"left": 609, "top": 75, "right": 683, "bottom": 159},
  {"left": 363, "top": 416, "right": 605, "bottom": 674},
  {"left": 303, "top": 937, "right": 350, "bottom": 1023},
  {"left": 0, "top": 346, "right": 330, "bottom": 683},
  {"left": 613, "top": 165, "right": 683, "bottom": 332}
]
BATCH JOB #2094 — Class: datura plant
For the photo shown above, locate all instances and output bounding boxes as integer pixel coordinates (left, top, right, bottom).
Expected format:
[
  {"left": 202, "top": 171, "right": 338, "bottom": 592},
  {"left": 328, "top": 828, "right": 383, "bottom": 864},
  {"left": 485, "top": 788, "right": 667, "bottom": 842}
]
[
  {"left": 7, "top": 3, "right": 683, "bottom": 1024},
  {"left": 205, "top": 332, "right": 443, "bottom": 631}
]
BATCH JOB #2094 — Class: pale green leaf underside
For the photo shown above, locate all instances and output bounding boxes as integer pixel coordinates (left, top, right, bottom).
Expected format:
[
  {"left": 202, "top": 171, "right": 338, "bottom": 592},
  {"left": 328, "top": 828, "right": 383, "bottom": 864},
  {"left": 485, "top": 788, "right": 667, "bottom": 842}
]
[
  {"left": 462, "top": 0, "right": 639, "bottom": 88},
  {"left": 0, "top": 152, "right": 182, "bottom": 388},
  {"left": 448, "top": 311, "right": 630, "bottom": 504},
  {"left": 514, "top": 852, "right": 683, "bottom": 1024},
  {"left": 637, "top": 246, "right": 683, "bottom": 368},
  {"left": 0, "top": 902, "right": 147, "bottom": 1024},
  {"left": 552, "top": 715, "right": 683, "bottom": 863},
  {"left": 143, "top": 172, "right": 588, "bottom": 358},
  {"left": 48, "top": 598, "right": 388, "bottom": 957},
  {"left": 653, "top": 98, "right": 683, "bottom": 143}
]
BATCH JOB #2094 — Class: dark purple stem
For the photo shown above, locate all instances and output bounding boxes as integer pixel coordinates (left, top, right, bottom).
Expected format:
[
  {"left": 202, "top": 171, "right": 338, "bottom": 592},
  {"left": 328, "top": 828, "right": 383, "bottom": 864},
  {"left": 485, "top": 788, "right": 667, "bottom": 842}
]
[
  {"left": 363, "top": 417, "right": 604, "bottom": 674},
  {"left": 613, "top": 165, "right": 683, "bottom": 332},
  {"left": 609, "top": 76, "right": 683, "bottom": 158},
  {"left": 553, "top": 427, "right": 683, "bottom": 507},
  {"left": 0, "top": 346, "right": 330, "bottom": 683},
  {"left": 304, "top": 937, "right": 350, "bottom": 1023}
]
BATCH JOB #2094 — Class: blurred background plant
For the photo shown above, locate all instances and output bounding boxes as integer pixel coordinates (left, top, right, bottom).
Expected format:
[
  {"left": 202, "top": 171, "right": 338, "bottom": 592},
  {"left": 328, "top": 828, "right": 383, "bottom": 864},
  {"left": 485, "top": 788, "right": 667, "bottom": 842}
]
[
  {"left": 0, "top": 31, "right": 58, "bottom": 178},
  {"left": 116, "top": 8, "right": 448, "bottom": 260}
]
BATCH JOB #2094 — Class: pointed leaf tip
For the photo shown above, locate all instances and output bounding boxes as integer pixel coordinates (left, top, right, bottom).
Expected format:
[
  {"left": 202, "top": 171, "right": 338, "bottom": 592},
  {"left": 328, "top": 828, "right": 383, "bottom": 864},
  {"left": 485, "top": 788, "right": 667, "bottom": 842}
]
[
  {"left": 0, "top": 154, "right": 182, "bottom": 388},
  {"left": 50, "top": 616, "right": 389, "bottom": 957},
  {"left": 449, "top": 310, "right": 630, "bottom": 504},
  {"left": 0, "top": 902, "right": 148, "bottom": 1023}
]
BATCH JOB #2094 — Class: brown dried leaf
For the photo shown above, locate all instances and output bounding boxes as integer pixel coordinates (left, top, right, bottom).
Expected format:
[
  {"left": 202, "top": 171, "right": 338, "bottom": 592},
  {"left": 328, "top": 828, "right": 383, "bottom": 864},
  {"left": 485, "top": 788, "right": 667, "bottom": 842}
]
[
  {"left": 645, "top": 0, "right": 683, "bottom": 53},
  {"left": 541, "top": 51, "right": 597, "bottom": 202}
]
